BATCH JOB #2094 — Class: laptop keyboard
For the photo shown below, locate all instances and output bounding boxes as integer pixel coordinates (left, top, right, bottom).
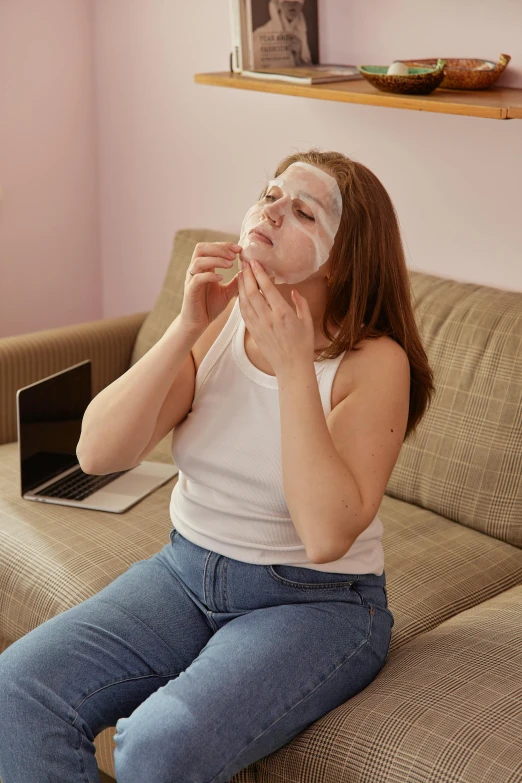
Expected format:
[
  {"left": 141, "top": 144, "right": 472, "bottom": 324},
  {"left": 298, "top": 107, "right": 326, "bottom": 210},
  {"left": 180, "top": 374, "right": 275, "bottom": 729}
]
[{"left": 34, "top": 467, "right": 129, "bottom": 501}]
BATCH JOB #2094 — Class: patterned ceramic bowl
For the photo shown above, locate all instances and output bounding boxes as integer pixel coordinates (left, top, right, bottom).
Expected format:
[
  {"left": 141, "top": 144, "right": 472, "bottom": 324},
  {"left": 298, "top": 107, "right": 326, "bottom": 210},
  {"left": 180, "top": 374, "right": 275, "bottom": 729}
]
[
  {"left": 357, "top": 59, "right": 446, "bottom": 95},
  {"left": 400, "top": 54, "right": 511, "bottom": 90}
]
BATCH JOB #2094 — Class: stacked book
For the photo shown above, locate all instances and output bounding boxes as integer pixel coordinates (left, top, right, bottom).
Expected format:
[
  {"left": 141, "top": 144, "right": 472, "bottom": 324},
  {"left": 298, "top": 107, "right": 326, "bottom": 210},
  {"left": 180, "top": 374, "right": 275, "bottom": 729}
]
[{"left": 228, "top": 0, "right": 363, "bottom": 85}]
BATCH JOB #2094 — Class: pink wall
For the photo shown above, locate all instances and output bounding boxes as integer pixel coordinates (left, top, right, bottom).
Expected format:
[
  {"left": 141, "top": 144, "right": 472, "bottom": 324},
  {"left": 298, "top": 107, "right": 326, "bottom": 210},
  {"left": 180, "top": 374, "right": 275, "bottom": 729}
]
[
  {"left": 0, "top": 0, "right": 101, "bottom": 338},
  {"left": 93, "top": 0, "right": 522, "bottom": 321},
  {"left": 1, "top": 1, "right": 521, "bottom": 337}
]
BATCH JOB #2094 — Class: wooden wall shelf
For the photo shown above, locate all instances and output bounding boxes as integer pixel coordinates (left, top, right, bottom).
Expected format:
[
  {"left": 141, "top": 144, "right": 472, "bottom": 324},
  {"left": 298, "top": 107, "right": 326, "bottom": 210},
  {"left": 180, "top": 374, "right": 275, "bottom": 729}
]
[{"left": 195, "top": 71, "right": 522, "bottom": 120}]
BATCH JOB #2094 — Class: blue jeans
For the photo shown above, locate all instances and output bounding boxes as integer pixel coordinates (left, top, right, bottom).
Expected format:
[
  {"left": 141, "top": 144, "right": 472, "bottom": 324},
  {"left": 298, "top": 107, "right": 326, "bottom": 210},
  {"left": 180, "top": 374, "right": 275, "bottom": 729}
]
[{"left": 0, "top": 528, "right": 394, "bottom": 783}]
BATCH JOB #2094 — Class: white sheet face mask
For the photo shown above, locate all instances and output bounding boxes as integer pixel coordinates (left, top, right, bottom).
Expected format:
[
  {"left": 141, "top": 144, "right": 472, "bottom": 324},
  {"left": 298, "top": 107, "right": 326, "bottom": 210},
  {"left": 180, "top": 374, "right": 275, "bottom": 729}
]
[{"left": 238, "top": 161, "right": 343, "bottom": 285}]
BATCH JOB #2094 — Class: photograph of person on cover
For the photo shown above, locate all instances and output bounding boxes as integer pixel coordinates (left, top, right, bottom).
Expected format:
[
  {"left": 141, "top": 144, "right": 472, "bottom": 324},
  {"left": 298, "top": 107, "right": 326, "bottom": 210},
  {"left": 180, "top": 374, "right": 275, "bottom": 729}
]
[{"left": 252, "top": 0, "right": 315, "bottom": 68}]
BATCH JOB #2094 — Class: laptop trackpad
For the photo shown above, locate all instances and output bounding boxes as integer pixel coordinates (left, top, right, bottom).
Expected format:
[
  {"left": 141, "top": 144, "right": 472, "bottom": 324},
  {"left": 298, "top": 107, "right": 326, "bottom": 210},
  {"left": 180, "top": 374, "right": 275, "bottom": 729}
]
[{"left": 106, "top": 462, "right": 179, "bottom": 496}]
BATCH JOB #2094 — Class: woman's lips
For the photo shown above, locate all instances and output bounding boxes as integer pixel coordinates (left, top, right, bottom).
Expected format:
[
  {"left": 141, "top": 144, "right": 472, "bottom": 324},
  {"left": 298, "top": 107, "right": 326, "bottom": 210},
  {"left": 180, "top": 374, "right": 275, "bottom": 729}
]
[{"left": 250, "top": 229, "right": 273, "bottom": 245}]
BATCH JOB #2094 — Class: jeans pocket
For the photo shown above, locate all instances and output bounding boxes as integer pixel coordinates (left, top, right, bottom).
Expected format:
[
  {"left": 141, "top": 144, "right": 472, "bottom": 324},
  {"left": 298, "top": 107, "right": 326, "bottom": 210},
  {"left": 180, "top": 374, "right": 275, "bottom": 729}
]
[{"left": 266, "top": 564, "right": 358, "bottom": 590}]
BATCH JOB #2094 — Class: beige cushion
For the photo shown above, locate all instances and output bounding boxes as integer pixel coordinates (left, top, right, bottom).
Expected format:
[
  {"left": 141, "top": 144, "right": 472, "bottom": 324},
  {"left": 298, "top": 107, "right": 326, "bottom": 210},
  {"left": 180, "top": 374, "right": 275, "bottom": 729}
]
[
  {"left": 387, "top": 270, "right": 522, "bottom": 548},
  {"left": 249, "top": 584, "right": 522, "bottom": 783},
  {"left": 130, "top": 228, "right": 239, "bottom": 366}
]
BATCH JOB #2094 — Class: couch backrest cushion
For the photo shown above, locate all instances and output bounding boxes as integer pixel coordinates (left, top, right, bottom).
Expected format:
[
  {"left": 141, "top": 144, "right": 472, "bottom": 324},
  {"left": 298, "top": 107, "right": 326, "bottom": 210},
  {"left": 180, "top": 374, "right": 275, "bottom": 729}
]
[
  {"left": 130, "top": 228, "right": 239, "bottom": 366},
  {"left": 386, "top": 270, "right": 521, "bottom": 549}
]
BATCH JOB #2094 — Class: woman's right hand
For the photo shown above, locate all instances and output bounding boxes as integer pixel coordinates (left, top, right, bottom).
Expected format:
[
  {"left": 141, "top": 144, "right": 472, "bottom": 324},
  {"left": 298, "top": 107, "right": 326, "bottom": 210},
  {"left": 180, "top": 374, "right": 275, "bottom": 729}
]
[{"left": 179, "top": 241, "right": 242, "bottom": 336}]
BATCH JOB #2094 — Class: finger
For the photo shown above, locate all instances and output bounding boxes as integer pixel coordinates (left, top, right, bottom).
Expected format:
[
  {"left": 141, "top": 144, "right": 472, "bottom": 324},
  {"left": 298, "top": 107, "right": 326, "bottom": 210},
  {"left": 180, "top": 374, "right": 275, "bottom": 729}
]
[
  {"left": 188, "top": 255, "right": 236, "bottom": 277},
  {"left": 193, "top": 242, "right": 241, "bottom": 262},
  {"left": 247, "top": 260, "right": 280, "bottom": 311},
  {"left": 238, "top": 271, "right": 258, "bottom": 322},
  {"left": 237, "top": 269, "right": 258, "bottom": 308},
  {"left": 240, "top": 262, "right": 258, "bottom": 294},
  {"left": 197, "top": 241, "right": 242, "bottom": 256},
  {"left": 241, "top": 263, "right": 270, "bottom": 317},
  {"left": 187, "top": 271, "right": 223, "bottom": 286}
]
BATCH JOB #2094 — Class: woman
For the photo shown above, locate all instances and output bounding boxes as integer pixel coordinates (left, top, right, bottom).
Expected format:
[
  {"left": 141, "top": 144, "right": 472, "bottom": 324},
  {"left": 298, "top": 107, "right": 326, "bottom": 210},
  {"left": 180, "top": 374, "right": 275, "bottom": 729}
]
[{"left": 0, "top": 149, "right": 434, "bottom": 783}]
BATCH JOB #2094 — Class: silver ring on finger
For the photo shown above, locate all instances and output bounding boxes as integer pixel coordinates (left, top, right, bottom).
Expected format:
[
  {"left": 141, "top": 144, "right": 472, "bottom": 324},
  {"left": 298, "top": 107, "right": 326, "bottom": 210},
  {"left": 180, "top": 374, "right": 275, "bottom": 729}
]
[{"left": 189, "top": 269, "right": 195, "bottom": 276}]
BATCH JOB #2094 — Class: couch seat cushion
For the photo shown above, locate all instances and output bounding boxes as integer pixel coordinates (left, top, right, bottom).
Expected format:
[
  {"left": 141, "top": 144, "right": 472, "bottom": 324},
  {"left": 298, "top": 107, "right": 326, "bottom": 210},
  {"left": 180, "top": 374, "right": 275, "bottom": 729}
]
[
  {"left": 253, "top": 584, "right": 522, "bottom": 783},
  {"left": 380, "top": 494, "right": 522, "bottom": 653},
  {"left": 2, "top": 439, "right": 522, "bottom": 646}
]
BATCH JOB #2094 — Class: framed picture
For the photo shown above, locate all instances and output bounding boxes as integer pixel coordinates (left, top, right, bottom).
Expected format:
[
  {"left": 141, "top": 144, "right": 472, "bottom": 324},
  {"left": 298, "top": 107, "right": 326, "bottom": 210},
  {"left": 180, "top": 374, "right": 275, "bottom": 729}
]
[{"left": 248, "top": 0, "right": 319, "bottom": 69}]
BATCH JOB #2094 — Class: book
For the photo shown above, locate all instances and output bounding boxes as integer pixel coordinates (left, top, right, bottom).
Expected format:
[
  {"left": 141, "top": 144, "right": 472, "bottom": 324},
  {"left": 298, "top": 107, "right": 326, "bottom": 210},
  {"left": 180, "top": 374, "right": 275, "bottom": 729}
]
[
  {"left": 245, "top": 0, "right": 319, "bottom": 71},
  {"left": 240, "top": 64, "right": 364, "bottom": 85},
  {"left": 228, "top": 0, "right": 250, "bottom": 72}
]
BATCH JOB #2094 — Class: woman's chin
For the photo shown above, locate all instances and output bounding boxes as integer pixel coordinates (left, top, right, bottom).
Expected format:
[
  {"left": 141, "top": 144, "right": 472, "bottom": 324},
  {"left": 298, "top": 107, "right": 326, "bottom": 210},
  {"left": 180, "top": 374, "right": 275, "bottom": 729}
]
[
  {"left": 240, "top": 245, "right": 270, "bottom": 260},
  {"left": 241, "top": 248, "right": 272, "bottom": 269},
  {"left": 255, "top": 260, "right": 276, "bottom": 280}
]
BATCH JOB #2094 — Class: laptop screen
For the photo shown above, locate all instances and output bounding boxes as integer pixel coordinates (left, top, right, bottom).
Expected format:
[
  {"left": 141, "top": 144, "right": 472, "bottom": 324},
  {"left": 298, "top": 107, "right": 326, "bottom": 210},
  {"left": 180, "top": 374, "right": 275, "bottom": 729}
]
[{"left": 17, "top": 360, "right": 92, "bottom": 494}]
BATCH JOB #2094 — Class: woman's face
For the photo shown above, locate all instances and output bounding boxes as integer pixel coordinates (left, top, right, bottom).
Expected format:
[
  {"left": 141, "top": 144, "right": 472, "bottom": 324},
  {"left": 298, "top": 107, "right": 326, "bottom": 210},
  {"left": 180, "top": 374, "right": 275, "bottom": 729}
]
[
  {"left": 238, "top": 161, "right": 342, "bottom": 285},
  {"left": 280, "top": 1, "right": 302, "bottom": 22}
]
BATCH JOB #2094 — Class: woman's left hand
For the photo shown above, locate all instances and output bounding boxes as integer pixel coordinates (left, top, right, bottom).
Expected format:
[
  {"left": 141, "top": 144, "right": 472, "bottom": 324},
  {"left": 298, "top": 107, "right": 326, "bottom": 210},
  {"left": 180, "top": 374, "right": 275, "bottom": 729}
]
[{"left": 238, "top": 258, "right": 315, "bottom": 377}]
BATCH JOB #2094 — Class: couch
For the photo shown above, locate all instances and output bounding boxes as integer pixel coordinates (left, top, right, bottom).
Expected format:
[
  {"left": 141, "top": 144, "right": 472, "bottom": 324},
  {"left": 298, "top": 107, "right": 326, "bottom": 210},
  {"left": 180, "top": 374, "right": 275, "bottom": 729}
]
[{"left": 1, "top": 227, "right": 521, "bottom": 783}]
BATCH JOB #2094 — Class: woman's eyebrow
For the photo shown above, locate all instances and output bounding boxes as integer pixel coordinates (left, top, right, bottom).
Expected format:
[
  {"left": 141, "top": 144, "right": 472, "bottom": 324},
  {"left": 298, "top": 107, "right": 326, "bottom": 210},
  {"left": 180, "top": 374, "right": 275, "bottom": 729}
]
[
  {"left": 297, "top": 191, "right": 325, "bottom": 210},
  {"left": 268, "top": 184, "right": 325, "bottom": 211}
]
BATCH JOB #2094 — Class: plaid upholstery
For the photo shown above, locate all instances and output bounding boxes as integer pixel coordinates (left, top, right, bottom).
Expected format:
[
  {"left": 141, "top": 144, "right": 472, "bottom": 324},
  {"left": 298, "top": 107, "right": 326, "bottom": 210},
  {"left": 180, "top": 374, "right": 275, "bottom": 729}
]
[
  {"left": 0, "top": 312, "right": 148, "bottom": 446},
  {"left": 2, "top": 484, "right": 519, "bottom": 781},
  {"left": 0, "top": 228, "right": 521, "bottom": 782},
  {"left": 387, "top": 271, "right": 522, "bottom": 548},
  {"left": 247, "top": 584, "right": 522, "bottom": 783}
]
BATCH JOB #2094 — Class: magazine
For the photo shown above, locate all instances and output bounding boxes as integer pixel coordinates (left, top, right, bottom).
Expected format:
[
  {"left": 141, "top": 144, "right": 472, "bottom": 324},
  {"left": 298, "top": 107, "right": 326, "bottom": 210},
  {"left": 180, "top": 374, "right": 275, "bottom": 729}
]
[
  {"left": 241, "top": 64, "right": 363, "bottom": 85},
  {"left": 244, "top": 0, "right": 319, "bottom": 71}
]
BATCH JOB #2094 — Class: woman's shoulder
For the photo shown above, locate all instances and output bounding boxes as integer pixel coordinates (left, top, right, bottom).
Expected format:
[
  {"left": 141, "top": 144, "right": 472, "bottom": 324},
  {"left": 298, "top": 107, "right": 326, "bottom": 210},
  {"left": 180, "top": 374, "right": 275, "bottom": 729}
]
[
  {"left": 349, "top": 333, "right": 407, "bottom": 366},
  {"left": 335, "top": 333, "right": 408, "bottom": 399},
  {"left": 346, "top": 336, "right": 409, "bottom": 395}
]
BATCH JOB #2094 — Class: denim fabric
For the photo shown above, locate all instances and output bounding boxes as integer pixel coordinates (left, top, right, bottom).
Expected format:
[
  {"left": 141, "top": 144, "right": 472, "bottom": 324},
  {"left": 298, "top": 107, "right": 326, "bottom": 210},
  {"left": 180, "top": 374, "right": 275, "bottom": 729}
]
[{"left": 0, "top": 529, "right": 394, "bottom": 783}]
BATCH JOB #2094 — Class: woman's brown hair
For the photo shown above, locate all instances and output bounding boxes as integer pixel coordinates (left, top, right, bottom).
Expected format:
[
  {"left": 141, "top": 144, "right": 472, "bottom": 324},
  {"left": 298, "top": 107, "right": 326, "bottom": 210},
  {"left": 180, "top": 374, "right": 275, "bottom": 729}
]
[{"left": 261, "top": 148, "right": 435, "bottom": 442}]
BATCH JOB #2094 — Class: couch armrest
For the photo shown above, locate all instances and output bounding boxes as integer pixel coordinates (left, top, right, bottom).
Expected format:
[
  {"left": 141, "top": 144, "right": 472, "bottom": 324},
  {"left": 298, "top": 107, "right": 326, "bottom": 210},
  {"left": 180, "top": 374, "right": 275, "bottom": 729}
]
[{"left": 0, "top": 312, "right": 149, "bottom": 445}]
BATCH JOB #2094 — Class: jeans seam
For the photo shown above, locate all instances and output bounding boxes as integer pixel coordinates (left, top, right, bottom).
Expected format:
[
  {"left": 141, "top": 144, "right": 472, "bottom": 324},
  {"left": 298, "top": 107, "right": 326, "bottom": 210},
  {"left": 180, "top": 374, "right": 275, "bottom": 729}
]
[
  {"left": 69, "top": 597, "right": 181, "bottom": 714},
  {"left": 206, "top": 632, "right": 372, "bottom": 783},
  {"left": 223, "top": 557, "right": 230, "bottom": 608},
  {"left": 73, "top": 720, "right": 105, "bottom": 783},
  {"left": 203, "top": 550, "right": 213, "bottom": 608},
  {"left": 71, "top": 671, "right": 181, "bottom": 717}
]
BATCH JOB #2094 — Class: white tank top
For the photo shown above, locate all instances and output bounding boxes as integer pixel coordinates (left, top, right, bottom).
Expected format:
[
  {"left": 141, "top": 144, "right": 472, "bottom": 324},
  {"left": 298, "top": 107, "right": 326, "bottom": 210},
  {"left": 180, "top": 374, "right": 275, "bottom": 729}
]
[{"left": 170, "top": 298, "right": 384, "bottom": 575}]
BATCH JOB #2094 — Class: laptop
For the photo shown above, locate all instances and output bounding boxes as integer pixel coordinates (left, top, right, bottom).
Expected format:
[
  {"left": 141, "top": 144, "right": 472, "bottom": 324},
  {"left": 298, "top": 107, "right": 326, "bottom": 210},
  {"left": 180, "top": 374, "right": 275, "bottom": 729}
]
[{"left": 17, "top": 360, "right": 179, "bottom": 513}]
